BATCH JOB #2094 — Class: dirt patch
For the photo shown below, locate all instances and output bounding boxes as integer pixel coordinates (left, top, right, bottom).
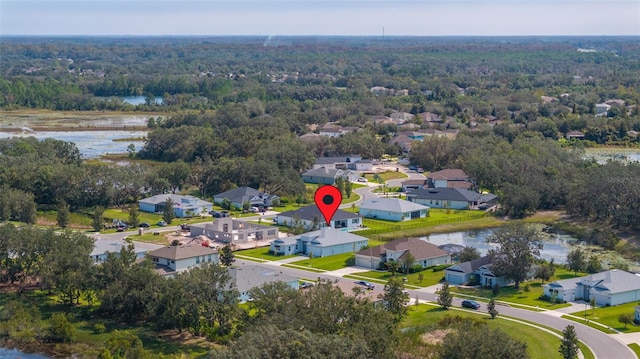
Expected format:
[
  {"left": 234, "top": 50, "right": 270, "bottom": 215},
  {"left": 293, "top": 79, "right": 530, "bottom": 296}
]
[{"left": 157, "top": 330, "right": 219, "bottom": 349}]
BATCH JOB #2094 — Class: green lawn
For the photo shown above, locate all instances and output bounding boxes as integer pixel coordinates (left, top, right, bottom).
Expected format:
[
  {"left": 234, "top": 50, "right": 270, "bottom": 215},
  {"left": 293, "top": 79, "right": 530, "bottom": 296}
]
[
  {"left": 451, "top": 281, "right": 570, "bottom": 310},
  {"left": 568, "top": 301, "right": 640, "bottom": 333},
  {"left": 344, "top": 268, "right": 445, "bottom": 288},
  {"left": 363, "top": 171, "right": 408, "bottom": 182},
  {"left": 236, "top": 246, "right": 297, "bottom": 261},
  {"left": 360, "top": 209, "right": 486, "bottom": 232},
  {"left": 287, "top": 253, "right": 353, "bottom": 271},
  {"left": 401, "top": 304, "right": 564, "bottom": 359},
  {"left": 629, "top": 343, "right": 640, "bottom": 358}
]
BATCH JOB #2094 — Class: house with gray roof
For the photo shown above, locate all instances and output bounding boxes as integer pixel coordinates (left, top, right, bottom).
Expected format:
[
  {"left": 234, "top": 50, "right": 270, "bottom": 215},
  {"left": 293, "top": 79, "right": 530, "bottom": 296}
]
[
  {"left": 427, "top": 169, "right": 471, "bottom": 189},
  {"left": 302, "top": 167, "right": 352, "bottom": 185},
  {"left": 312, "top": 156, "right": 372, "bottom": 171},
  {"left": 444, "top": 255, "right": 513, "bottom": 287},
  {"left": 401, "top": 179, "right": 427, "bottom": 192},
  {"left": 275, "top": 205, "right": 362, "bottom": 230},
  {"left": 355, "top": 237, "right": 451, "bottom": 270},
  {"left": 406, "top": 188, "right": 496, "bottom": 210},
  {"left": 139, "top": 194, "right": 213, "bottom": 218},
  {"left": 228, "top": 265, "right": 299, "bottom": 303},
  {"left": 147, "top": 245, "right": 219, "bottom": 277},
  {"left": 91, "top": 239, "right": 162, "bottom": 264},
  {"left": 213, "top": 186, "right": 279, "bottom": 209},
  {"left": 270, "top": 227, "right": 368, "bottom": 258},
  {"left": 190, "top": 217, "right": 279, "bottom": 244},
  {"left": 543, "top": 269, "right": 640, "bottom": 306},
  {"left": 359, "top": 198, "right": 429, "bottom": 222}
]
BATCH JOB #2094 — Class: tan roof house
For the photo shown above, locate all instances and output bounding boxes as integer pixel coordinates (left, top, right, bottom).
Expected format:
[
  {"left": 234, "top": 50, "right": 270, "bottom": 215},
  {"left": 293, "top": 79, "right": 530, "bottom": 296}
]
[{"left": 355, "top": 237, "right": 451, "bottom": 270}]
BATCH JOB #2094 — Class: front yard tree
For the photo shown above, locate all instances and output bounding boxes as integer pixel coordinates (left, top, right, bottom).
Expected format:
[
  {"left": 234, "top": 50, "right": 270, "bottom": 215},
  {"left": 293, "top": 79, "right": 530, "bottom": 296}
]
[
  {"left": 436, "top": 281, "right": 453, "bottom": 310},
  {"left": 344, "top": 179, "right": 353, "bottom": 198},
  {"left": 559, "top": 325, "right": 579, "bottom": 359},
  {"left": 92, "top": 206, "right": 105, "bottom": 232},
  {"left": 566, "top": 248, "right": 586, "bottom": 276},
  {"left": 56, "top": 201, "right": 70, "bottom": 228},
  {"left": 535, "top": 262, "right": 556, "bottom": 284},
  {"left": 586, "top": 255, "right": 603, "bottom": 274},
  {"left": 385, "top": 260, "right": 401, "bottom": 276},
  {"left": 335, "top": 176, "right": 345, "bottom": 197},
  {"left": 488, "top": 223, "right": 543, "bottom": 289},
  {"left": 401, "top": 251, "right": 415, "bottom": 275},
  {"left": 128, "top": 206, "right": 140, "bottom": 227},
  {"left": 618, "top": 313, "right": 633, "bottom": 328},
  {"left": 380, "top": 276, "right": 409, "bottom": 321},
  {"left": 219, "top": 244, "right": 235, "bottom": 266},
  {"left": 487, "top": 298, "right": 498, "bottom": 319},
  {"left": 162, "top": 198, "right": 175, "bottom": 224}
]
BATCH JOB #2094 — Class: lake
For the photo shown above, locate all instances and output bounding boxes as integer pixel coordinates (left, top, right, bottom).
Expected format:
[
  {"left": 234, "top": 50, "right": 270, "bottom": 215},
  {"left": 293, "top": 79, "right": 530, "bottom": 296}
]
[
  {"left": 583, "top": 147, "right": 640, "bottom": 164},
  {"left": 0, "top": 130, "right": 148, "bottom": 159},
  {"left": 0, "top": 347, "right": 49, "bottom": 359},
  {"left": 421, "top": 228, "right": 576, "bottom": 264}
]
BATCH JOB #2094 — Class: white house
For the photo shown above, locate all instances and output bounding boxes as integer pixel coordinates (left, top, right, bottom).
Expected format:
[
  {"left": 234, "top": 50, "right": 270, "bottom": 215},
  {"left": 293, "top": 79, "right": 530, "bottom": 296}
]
[
  {"left": 358, "top": 198, "right": 429, "bottom": 222},
  {"left": 139, "top": 194, "right": 212, "bottom": 218},
  {"left": 406, "top": 188, "right": 496, "bottom": 210},
  {"left": 595, "top": 103, "right": 611, "bottom": 117},
  {"left": 190, "top": 217, "right": 279, "bottom": 244},
  {"left": 270, "top": 227, "right": 368, "bottom": 258},
  {"left": 354, "top": 237, "right": 450, "bottom": 270},
  {"left": 213, "top": 186, "right": 279, "bottom": 209},
  {"left": 276, "top": 205, "right": 362, "bottom": 230},
  {"left": 91, "top": 238, "right": 162, "bottom": 264},
  {"left": 543, "top": 270, "right": 640, "bottom": 306},
  {"left": 147, "top": 245, "right": 219, "bottom": 277},
  {"left": 228, "top": 265, "right": 299, "bottom": 303}
]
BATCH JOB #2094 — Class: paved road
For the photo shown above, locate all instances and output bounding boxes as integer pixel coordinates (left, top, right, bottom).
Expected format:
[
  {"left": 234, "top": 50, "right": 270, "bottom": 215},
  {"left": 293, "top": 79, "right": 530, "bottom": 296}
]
[{"left": 238, "top": 258, "right": 636, "bottom": 359}]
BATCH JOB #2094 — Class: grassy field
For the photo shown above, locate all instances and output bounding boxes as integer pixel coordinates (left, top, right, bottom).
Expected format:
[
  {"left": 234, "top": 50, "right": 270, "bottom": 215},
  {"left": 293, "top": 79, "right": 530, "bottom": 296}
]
[
  {"left": 569, "top": 301, "right": 640, "bottom": 333},
  {"left": 629, "top": 343, "right": 640, "bottom": 357},
  {"left": 345, "top": 268, "right": 445, "bottom": 288},
  {"left": 287, "top": 253, "right": 353, "bottom": 271},
  {"left": 368, "top": 216, "right": 504, "bottom": 240},
  {"left": 235, "top": 246, "right": 297, "bottom": 261},
  {"left": 363, "top": 171, "right": 408, "bottom": 182},
  {"left": 401, "top": 304, "right": 564, "bottom": 359}
]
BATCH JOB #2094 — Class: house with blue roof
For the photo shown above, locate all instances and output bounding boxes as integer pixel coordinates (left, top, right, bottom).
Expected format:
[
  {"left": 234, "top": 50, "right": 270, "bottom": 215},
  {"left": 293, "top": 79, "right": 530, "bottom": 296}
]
[{"left": 270, "top": 227, "right": 368, "bottom": 258}]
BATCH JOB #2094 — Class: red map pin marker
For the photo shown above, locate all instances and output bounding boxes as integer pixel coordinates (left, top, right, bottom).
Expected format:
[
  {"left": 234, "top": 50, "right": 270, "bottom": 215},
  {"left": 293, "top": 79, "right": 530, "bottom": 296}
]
[{"left": 314, "top": 185, "right": 342, "bottom": 226}]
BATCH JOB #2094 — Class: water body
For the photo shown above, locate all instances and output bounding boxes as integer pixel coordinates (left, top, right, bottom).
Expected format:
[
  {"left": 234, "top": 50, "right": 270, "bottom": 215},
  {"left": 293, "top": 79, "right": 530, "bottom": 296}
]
[
  {"left": 122, "top": 96, "right": 163, "bottom": 106},
  {"left": 0, "top": 130, "right": 147, "bottom": 159},
  {"left": 421, "top": 228, "right": 576, "bottom": 264},
  {"left": 583, "top": 148, "right": 640, "bottom": 164},
  {"left": 0, "top": 347, "right": 49, "bottom": 359}
]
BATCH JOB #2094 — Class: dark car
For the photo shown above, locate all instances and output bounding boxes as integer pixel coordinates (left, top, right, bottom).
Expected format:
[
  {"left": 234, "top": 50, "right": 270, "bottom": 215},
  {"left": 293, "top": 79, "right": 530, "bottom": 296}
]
[
  {"left": 300, "top": 281, "right": 315, "bottom": 289},
  {"left": 138, "top": 222, "right": 150, "bottom": 228},
  {"left": 461, "top": 300, "right": 481, "bottom": 310},
  {"left": 116, "top": 225, "right": 127, "bottom": 232},
  {"left": 355, "top": 280, "right": 375, "bottom": 290}
]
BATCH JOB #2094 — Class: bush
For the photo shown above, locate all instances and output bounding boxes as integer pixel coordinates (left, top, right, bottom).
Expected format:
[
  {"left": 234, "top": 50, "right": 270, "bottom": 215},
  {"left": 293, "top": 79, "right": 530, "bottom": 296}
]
[
  {"left": 93, "top": 323, "right": 106, "bottom": 334},
  {"left": 523, "top": 284, "right": 530, "bottom": 292},
  {"left": 345, "top": 255, "right": 356, "bottom": 266},
  {"left": 431, "top": 264, "right": 450, "bottom": 272},
  {"left": 49, "top": 313, "right": 76, "bottom": 343},
  {"left": 539, "top": 294, "right": 551, "bottom": 301}
]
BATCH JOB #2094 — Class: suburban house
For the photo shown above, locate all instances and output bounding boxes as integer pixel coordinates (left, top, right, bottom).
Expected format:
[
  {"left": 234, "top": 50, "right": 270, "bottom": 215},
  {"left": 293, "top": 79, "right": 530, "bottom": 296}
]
[
  {"left": 595, "top": 103, "right": 611, "bottom": 117},
  {"left": 566, "top": 130, "right": 585, "bottom": 140},
  {"left": 444, "top": 255, "right": 514, "bottom": 287},
  {"left": 275, "top": 205, "right": 363, "bottom": 230},
  {"left": 406, "top": 188, "right": 497, "bottom": 210},
  {"left": 389, "top": 111, "right": 414, "bottom": 124},
  {"left": 359, "top": 198, "right": 429, "bottom": 222},
  {"left": 301, "top": 167, "right": 352, "bottom": 185},
  {"left": 139, "top": 194, "right": 213, "bottom": 218},
  {"left": 269, "top": 227, "right": 368, "bottom": 257},
  {"left": 427, "top": 169, "right": 472, "bottom": 189},
  {"left": 401, "top": 179, "right": 427, "bottom": 192},
  {"left": 147, "top": 245, "right": 219, "bottom": 277},
  {"left": 389, "top": 135, "right": 415, "bottom": 153},
  {"left": 91, "top": 238, "right": 162, "bottom": 264},
  {"left": 189, "top": 217, "right": 279, "bottom": 244},
  {"left": 213, "top": 186, "right": 279, "bottom": 209},
  {"left": 313, "top": 156, "right": 373, "bottom": 171},
  {"left": 354, "top": 237, "right": 451, "bottom": 270},
  {"left": 542, "top": 269, "right": 640, "bottom": 306},
  {"left": 228, "top": 265, "right": 299, "bottom": 303}
]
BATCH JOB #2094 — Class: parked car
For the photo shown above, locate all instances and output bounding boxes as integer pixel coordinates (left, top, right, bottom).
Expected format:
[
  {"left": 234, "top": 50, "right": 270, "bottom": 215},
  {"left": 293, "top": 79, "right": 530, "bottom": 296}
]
[
  {"left": 417, "top": 167, "right": 425, "bottom": 173},
  {"left": 300, "top": 281, "right": 315, "bottom": 289},
  {"left": 249, "top": 206, "right": 260, "bottom": 213},
  {"left": 409, "top": 165, "right": 417, "bottom": 170},
  {"left": 157, "top": 221, "right": 167, "bottom": 227},
  {"left": 221, "top": 211, "right": 230, "bottom": 217},
  {"left": 355, "top": 280, "right": 375, "bottom": 290},
  {"left": 116, "top": 225, "right": 127, "bottom": 232},
  {"left": 357, "top": 177, "right": 367, "bottom": 182},
  {"left": 138, "top": 222, "right": 150, "bottom": 228},
  {"left": 461, "top": 300, "right": 481, "bottom": 309},
  {"left": 180, "top": 224, "right": 190, "bottom": 231}
]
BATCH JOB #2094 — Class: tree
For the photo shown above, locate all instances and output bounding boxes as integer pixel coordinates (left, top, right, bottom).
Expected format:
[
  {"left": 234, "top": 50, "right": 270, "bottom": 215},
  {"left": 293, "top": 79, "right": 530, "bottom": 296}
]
[
  {"left": 535, "top": 262, "right": 556, "bottom": 284},
  {"left": 345, "top": 179, "right": 353, "bottom": 198},
  {"left": 128, "top": 206, "right": 140, "bottom": 227},
  {"left": 619, "top": 313, "right": 633, "bottom": 328},
  {"left": 385, "top": 260, "right": 401, "bottom": 276},
  {"left": 219, "top": 244, "right": 235, "bottom": 266},
  {"left": 436, "top": 281, "right": 453, "bottom": 310},
  {"left": 379, "top": 276, "right": 409, "bottom": 321},
  {"left": 99, "top": 330, "right": 149, "bottom": 359},
  {"left": 559, "top": 325, "right": 579, "bottom": 359},
  {"left": 441, "top": 321, "right": 529, "bottom": 359},
  {"left": 48, "top": 313, "right": 76, "bottom": 343},
  {"left": 566, "top": 248, "right": 586, "bottom": 276},
  {"left": 92, "top": 206, "right": 105, "bottom": 232},
  {"left": 56, "top": 201, "right": 70, "bottom": 228},
  {"left": 488, "top": 223, "right": 543, "bottom": 289},
  {"left": 487, "top": 298, "right": 498, "bottom": 319},
  {"left": 458, "top": 246, "right": 481, "bottom": 262},
  {"left": 417, "top": 272, "right": 424, "bottom": 284},
  {"left": 162, "top": 198, "right": 175, "bottom": 224},
  {"left": 586, "top": 255, "right": 602, "bottom": 274},
  {"left": 401, "top": 251, "right": 415, "bottom": 275},
  {"left": 335, "top": 176, "right": 345, "bottom": 197}
]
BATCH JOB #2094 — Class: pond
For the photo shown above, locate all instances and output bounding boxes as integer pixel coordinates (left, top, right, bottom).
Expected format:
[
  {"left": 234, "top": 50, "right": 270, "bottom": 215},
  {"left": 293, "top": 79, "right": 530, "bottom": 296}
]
[
  {"left": 0, "top": 130, "right": 148, "bottom": 159},
  {"left": 421, "top": 227, "right": 577, "bottom": 264},
  {"left": 583, "top": 147, "right": 640, "bottom": 164},
  {"left": 0, "top": 347, "right": 49, "bottom": 359}
]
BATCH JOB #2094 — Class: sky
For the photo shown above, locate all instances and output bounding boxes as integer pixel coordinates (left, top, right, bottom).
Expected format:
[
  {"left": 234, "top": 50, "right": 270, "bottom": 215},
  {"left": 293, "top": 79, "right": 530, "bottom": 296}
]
[{"left": 1, "top": 0, "right": 639, "bottom": 36}]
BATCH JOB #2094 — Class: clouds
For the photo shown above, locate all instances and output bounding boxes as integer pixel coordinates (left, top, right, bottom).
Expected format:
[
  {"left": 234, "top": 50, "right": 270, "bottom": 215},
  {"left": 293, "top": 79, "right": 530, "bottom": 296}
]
[{"left": 1, "top": 0, "right": 638, "bottom": 36}]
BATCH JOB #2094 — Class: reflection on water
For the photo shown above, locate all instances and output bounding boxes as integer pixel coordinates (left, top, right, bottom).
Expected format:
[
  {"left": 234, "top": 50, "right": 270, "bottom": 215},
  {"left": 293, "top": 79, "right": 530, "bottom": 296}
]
[
  {"left": 584, "top": 148, "right": 640, "bottom": 164},
  {"left": 421, "top": 228, "right": 575, "bottom": 264},
  {"left": 0, "top": 130, "right": 147, "bottom": 159},
  {"left": 0, "top": 347, "right": 49, "bottom": 359}
]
